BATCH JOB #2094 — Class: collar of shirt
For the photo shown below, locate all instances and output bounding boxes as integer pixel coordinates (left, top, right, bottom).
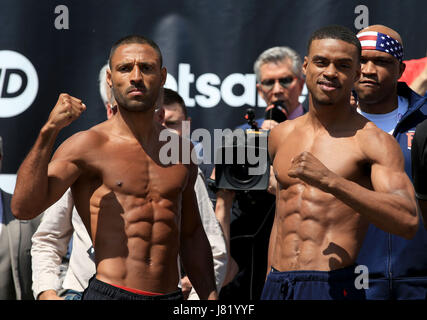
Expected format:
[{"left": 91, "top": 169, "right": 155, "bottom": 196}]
[
  {"left": 357, "top": 96, "right": 409, "bottom": 135},
  {"left": 288, "top": 104, "right": 304, "bottom": 120}
]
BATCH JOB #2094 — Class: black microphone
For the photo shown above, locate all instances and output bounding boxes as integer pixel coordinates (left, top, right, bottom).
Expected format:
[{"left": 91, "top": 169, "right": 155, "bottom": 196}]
[{"left": 264, "top": 101, "right": 288, "bottom": 123}]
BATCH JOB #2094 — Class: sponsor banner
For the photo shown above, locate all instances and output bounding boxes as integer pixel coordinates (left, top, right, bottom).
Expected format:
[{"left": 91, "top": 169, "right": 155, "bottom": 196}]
[{"left": 0, "top": 0, "right": 426, "bottom": 177}]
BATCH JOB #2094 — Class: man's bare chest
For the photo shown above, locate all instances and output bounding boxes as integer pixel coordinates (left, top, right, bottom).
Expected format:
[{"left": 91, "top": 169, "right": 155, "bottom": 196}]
[
  {"left": 273, "top": 134, "right": 368, "bottom": 189},
  {"left": 80, "top": 143, "right": 189, "bottom": 198}
]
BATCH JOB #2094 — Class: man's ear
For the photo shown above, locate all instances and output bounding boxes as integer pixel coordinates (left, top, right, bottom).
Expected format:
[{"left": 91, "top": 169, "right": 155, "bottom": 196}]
[
  {"left": 106, "top": 68, "right": 112, "bottom": 88},
  {"left": 161, "top": 67, "right": 167, "bottom": 86},
  {"left": 398, "top": 62, "right": 406, "bottom": 79},
  {"left": 302, "top": 56, "right": 309, "bottom": 77}
]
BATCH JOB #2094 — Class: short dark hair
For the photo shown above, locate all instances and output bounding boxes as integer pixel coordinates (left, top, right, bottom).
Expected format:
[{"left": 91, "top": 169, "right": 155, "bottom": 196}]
[
  {"left": 109, "top": 35, "right": 163, "bottom": 68},
  {"left": 307, "top": 25, "right": 361, "bottom": 60},
  {"left": 163, "top": 88, "right": 187, "bottom": 119}
]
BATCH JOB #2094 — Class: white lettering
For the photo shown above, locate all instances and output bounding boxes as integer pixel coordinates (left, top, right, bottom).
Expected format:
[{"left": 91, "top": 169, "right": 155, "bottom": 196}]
[
  {"left": 195, "top": 73, "right": 221, "bottom": 108},
  {"left": 54, "top": 5, "right": 70, "bottom": 30},
  {"left": 178, "top": 63, "right": 195, "bottom": 107},
  {"left": 221, "top": 73, "right": 256, "bottom": 107}
]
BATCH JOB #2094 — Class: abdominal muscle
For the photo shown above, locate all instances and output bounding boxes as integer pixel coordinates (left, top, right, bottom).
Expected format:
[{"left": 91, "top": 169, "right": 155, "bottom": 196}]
[
  {"left": 87, "top": 190, "right": 181, "bottom": 294},
  {"left": 271, "top": 183, "right": 368, "bottom": 272}
]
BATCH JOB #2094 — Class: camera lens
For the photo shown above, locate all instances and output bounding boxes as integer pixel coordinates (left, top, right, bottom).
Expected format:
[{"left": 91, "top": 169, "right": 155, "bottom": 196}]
[{"left": 225, "top": 163, "right": 262, "bottom": 189}]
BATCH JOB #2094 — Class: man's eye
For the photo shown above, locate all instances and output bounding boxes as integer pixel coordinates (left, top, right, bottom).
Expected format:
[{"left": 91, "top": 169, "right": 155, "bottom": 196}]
[
  {"left": 376, "top": 59, "right": 391, "bottom": 65},
  {"left": 261, "top": 80, "right": 275, "bottom": 86},
  {"left": 314, "top": 60, "right": 328, "bottom": 66},
  {"left": 141, "top": 64, "right": 154, "bottom": 72}
]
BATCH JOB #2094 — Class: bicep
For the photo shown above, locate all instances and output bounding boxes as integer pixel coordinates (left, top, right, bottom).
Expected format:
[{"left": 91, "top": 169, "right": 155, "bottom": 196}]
[
  {"left": 45, "top": 138, "right": 84, "bottom": 208},
  {"left": 368, "top": 133, "right": 414, "bottom": 198}
]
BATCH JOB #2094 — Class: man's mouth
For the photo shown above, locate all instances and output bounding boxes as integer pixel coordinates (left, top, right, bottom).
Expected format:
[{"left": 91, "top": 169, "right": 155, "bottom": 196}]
[
  {"left": 317, "top": 80, "right": 340, "bottom": 91},
  {"left": 358, "top": 79, "right": 379, "bottom": 86},
  {"left": 127, "top": 88, "right": 145, "bottom": 96}
]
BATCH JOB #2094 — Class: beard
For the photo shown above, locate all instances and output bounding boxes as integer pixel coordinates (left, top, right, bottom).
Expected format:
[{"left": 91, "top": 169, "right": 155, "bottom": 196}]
[{"left": 112, "top": 85, "right": 160, "bottom": 113}]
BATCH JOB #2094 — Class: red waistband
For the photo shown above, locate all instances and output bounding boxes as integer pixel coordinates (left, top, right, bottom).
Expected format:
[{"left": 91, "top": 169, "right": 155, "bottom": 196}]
[{"left": 109, "top": 283, "right": 163, "bottom": 296}]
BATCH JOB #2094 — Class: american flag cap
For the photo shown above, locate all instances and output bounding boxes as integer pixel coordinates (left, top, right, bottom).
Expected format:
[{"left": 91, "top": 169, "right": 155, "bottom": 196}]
[{"left": 357, "top": 31, "right": 403, "bottom": 62}]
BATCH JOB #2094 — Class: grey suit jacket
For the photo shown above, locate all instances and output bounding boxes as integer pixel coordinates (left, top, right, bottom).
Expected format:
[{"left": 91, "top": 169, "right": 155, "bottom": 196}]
[{"left": 1, "top": 189, "right": 42, "bottom": 300}]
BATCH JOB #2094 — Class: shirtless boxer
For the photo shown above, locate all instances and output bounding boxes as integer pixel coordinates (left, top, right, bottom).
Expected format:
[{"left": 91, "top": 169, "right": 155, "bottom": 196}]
[
  {"left": 261, "top": 25, "right": 418, "bottom": 300},
  {"left": 11, "top": 35, "right": 217, "bottom": 300}
]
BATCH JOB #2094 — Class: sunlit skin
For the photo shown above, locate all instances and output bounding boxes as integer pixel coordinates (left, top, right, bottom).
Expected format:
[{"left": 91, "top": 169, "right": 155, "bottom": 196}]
[
  {"left": 11, "top": 42, "right": 217, "bottom": 299},
  {"left": 266, "top": 38, "right": 418, "bottom": 273}
]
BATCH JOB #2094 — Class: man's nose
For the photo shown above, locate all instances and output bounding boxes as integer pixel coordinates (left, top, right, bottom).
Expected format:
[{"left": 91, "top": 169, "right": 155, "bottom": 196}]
[
  {"left": 130, "top": 65, "right": 143, "bottom": 83},
  {"left": 361, "top": 60, "right": 376, "bottom": 76},
  {"left": 323, "top": 64, "right": 338, "bottom": 79},
  {"left": 272, "top": 80, "right": 284, "bottom": 94}
]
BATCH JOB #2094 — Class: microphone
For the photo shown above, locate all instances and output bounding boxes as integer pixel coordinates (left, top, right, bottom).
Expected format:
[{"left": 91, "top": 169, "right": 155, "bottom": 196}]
[{"left": 264, "top": 100, "right": 288, "bottom": 123}]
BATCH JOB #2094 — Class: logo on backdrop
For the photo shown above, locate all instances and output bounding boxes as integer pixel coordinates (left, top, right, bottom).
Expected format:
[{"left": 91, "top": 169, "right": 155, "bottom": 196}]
[
  {"left": 0, "top": 50, "right": 38, "bottom": 118},
  {"left": 164, "top": 63, "right": 308, "bottom": 109}
]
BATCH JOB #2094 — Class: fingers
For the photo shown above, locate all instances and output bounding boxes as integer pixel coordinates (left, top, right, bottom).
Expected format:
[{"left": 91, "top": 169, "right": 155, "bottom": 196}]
[
  {"left": 49, "top": 93, "right": 86, "bottom": 130},
  {"left": 59, "top": 93, "right": 86, "bottom": 115},
  {"left": 288, "top": 151, "right": 312, "bottom": 178}
]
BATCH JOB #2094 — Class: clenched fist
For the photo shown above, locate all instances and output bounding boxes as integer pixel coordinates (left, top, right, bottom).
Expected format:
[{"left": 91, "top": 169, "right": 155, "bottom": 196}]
[
  {"left": 288, "top": 151, "right": 336, "bottom": 191},
  {"left": 46, "top": 93, "right": 86, "bottom": 131}
]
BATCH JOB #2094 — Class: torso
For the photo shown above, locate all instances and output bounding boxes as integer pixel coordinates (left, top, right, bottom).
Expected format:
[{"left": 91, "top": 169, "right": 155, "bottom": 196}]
[
  {"left": 69, "top": 120, "right": 189, "bottom": 293},
  {"left": 271, "top": 114, "right": 372, "bottom": 271}
]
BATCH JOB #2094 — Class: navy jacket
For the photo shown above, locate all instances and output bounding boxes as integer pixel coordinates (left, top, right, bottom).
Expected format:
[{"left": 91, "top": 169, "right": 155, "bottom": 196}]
[{"left": 357, "top": 82, "right": 427, "bottom": 280}]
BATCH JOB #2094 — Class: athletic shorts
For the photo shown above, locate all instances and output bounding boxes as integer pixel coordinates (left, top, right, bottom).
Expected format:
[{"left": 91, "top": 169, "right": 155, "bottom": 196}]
[
  {"left": 82, "top": 277, "right": 184, "bottom": 301},
  {"left": 261, "top": 265, "right": 366, "bottom": 300}
]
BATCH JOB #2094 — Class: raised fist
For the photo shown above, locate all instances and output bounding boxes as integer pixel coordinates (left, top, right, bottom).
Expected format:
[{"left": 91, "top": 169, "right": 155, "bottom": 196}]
[{"left": 47, "top": 93, "right": 86, "bottom": 130}]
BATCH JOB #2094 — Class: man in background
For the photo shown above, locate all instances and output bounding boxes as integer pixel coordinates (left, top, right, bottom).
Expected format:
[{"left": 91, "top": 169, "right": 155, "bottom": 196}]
[
  {"left": 355, "top": 24, "right": 427, "bottom": 299},
  {"left": 0, "top": 136, "right": 42, "bottom": 299}
]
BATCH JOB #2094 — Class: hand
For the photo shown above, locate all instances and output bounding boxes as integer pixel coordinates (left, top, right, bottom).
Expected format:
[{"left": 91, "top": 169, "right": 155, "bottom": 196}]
[
  {"left": 288, "top": 151, "right": 336, "bottom": 190},
  {"left": 38, "top": 290, "right": 64, "bottom": 300},
  {"left": 261, "top": 119, "right": 279, "bottom": 131},
  {"left": 180, "top": 276, "right": 193, "bottom": 300},
  {"left": 46, "top": 93, "right": 86, "bottom": 131},
  {"left": 267, "top": 166, "right": 277, "bottom": 195}
]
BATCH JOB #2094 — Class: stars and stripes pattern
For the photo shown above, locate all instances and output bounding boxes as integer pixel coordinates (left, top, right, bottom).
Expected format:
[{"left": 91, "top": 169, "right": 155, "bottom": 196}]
[{"left": 357, "top": 31, "right": 403, "bottom": 62}]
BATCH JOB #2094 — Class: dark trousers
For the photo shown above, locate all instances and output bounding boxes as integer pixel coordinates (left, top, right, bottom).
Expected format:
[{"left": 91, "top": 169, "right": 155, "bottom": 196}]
[
  {"left": 261, "top": 265, "right": 366, "bottom": 300},
  {"left": 82, "top": 277, "right": 184, "bottom": 301}
]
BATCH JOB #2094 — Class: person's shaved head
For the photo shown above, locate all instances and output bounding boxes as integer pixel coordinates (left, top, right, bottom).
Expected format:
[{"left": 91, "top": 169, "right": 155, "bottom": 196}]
[{"left": 358, "top": 25, "right": 404, "bottom": 48}]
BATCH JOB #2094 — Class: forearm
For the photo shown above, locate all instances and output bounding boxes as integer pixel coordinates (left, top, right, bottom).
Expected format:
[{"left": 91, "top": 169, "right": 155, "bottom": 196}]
[
  {"left": 214, "top": 193, "right": 233, "bottom": 249},
  {"left": 181, "top": 225, "right": 218, "bottom": 300},
  {"left": 12, "top": 125, "right": 60, "bottom": 219},
  {"left": 31, "top": 229, "right": 71, "bottom": 298},
  {"left": 327, "top": 174, "right": 418, "bottom": 239}
]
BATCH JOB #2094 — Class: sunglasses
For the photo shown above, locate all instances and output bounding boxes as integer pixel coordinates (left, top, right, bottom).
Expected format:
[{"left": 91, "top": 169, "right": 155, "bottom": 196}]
[{"left": 260, "top": 76, "right": 295, "bottom": 91}]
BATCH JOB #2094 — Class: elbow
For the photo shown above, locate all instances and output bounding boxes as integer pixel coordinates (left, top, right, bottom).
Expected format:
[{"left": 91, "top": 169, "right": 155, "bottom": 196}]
[{"left": 11, "top": 197, "right": 38, "bottom": 220}]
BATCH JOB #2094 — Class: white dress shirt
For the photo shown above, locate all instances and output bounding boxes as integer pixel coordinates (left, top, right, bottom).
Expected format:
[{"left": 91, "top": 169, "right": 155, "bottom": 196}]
[{"left": 31, "top": 189, "right": 95, "bottom": 298}]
